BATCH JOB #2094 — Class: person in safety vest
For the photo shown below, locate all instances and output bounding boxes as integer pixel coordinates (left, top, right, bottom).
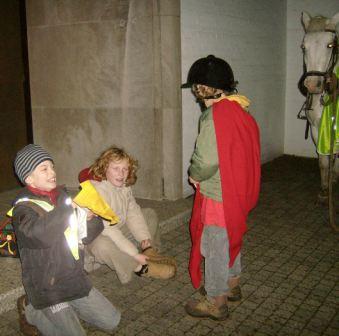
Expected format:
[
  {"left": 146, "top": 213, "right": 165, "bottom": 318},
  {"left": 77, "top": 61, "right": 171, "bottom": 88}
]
[
  {"left": 12, "top": 144, "right": 120, "bottom": 336},
  {"left": 182, "top": 55, "right": 261, "bottom": 320}
]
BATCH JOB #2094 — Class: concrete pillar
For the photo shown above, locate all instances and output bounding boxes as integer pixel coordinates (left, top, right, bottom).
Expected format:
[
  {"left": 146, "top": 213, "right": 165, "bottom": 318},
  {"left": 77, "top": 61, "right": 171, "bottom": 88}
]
[
  {"left": 25, "top": 0, "right": 182, "bottom": 200},
  {"left": 158, "top": 0, "right": 183, "bottom": 200}
]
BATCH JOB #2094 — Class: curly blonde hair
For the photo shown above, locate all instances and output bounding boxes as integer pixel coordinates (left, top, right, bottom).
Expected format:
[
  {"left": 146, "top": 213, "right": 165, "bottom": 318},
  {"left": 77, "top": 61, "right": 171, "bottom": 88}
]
[
  {"left": 192, "top": 84, "right": 225, "bottom": 100},
  {"left": 90, "top": 146, "right": 138, "bottom": 186}
]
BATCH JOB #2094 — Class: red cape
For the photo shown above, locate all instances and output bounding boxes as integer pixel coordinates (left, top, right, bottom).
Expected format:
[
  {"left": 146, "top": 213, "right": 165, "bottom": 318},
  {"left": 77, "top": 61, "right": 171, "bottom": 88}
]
[{"left": 188, "top": 98, "right": 261, "bottom": 289}]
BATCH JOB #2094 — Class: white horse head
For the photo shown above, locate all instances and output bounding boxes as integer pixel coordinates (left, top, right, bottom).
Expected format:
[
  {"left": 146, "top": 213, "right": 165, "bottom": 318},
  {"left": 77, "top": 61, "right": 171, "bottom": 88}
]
[{"left": 301, "top": 12, "right": 339, "bottom": 94}]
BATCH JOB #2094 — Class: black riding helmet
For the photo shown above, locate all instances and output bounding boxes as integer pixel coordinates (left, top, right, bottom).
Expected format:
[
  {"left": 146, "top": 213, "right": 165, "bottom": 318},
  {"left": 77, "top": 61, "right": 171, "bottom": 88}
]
[{"left": 181, "top": 55, "right": 237, "bottom": 92}]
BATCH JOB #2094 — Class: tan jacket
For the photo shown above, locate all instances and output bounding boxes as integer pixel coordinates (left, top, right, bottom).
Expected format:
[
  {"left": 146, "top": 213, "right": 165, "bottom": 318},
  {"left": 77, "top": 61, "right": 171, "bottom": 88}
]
[{"left": 91, "top": 180, "right": 151, "bottom": 256}]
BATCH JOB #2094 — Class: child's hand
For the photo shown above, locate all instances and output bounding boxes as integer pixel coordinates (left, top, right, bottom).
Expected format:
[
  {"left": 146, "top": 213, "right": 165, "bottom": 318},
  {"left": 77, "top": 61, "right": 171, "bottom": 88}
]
[
  {"left": 134, "top": 253, "right": 148, "bottom": 265},
  {"left": 141, "top": 239, "right": 151, "bottom": 250},
  {"left": 189, "top": 176, "right": 199, "bottom": 188},
  {"left": 86, "top": 210, "right": 95, "bottom": 221}
]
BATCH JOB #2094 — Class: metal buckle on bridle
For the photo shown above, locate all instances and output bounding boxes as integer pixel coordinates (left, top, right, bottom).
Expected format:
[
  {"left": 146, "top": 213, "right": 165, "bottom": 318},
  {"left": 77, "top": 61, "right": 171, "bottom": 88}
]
[{"left": 297, "top": 94, "right": 312, "bottom": 139}]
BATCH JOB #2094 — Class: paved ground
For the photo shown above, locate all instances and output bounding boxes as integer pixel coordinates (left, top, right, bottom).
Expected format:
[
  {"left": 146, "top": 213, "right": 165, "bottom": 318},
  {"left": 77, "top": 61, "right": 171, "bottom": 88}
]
[{"left": 0, "top": 155, "right": 338, "bottom": 335}]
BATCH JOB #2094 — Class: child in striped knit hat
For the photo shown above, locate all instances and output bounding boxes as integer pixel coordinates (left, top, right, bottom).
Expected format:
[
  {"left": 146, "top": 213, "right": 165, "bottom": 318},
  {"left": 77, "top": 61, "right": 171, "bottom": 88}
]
[{"left": 12, "top": 144, "right": 120, "bottom": 336}]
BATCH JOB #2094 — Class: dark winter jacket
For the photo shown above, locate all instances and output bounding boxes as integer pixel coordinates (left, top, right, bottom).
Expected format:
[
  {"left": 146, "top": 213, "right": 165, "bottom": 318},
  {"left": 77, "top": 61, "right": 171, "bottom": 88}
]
[{"left": 12, "top": 187, "right": 102, "bottom": 309}]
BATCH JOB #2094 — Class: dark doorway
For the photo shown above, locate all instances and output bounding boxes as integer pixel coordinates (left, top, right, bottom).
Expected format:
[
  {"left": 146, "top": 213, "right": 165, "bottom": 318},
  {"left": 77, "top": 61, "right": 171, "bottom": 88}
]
[{"left": 0, "top": 0, "right": 32, "bottom": 191}]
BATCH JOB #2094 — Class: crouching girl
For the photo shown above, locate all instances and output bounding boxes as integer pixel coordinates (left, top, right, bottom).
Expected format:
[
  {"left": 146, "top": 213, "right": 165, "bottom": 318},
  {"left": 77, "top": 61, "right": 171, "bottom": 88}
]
[{"left": 82, "top": 146, "right": 176, "bottom": 284}]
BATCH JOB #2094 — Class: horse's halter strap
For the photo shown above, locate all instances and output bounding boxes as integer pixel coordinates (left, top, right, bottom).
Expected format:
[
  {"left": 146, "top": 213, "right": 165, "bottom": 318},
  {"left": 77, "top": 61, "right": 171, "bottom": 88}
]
[{"left": 297, "top": 29, "right": 338, "bottom": 138}]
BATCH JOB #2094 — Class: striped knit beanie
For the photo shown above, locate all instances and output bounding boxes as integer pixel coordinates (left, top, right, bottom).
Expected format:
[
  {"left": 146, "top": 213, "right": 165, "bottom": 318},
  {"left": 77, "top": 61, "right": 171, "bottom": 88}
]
[{"left": 14, "top": 144, "right": 54, "bottom": 184}]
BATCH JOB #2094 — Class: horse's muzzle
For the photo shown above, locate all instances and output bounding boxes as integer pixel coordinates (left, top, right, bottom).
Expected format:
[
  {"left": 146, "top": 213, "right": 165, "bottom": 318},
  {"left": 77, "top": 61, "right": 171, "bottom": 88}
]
[{"left": 304, "top": 76, "right": 324, "bottom": 94}]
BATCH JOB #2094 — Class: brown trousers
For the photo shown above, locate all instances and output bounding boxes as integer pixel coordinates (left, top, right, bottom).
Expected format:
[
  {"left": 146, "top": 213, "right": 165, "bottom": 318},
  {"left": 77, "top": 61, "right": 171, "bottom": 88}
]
[{"left": 86, "top": 208, "right": 160, "bottom": 284}]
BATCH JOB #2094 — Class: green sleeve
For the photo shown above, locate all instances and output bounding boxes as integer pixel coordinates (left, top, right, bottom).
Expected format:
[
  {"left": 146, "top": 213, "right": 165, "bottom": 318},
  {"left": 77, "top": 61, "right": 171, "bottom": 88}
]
[{"left": 188, "top": 115, "right": 218, "bottom": 182}]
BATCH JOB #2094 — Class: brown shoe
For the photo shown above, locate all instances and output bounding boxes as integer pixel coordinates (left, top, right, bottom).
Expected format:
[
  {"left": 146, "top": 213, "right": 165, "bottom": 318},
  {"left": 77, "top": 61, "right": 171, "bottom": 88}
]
[
  {"left": 136, "top": 261, "right": 176, "bottom": 279},
  {"left": 198, "top": 286, "right": 207, "bottom": 296},
  {"left": 227, "top": 285, "right": 242, "bottom": 302},
  {"left": 17, "top": 295, "right": 40, "bottom": 336},
  {"left": 185, "top": 297, "right": 229, "bottom": 321},
  {"left": 227, "top": 276, "right": 242, "bottom": 301},
  {"left": 142, "top": 247, "right": 177, "bottom": 270}
]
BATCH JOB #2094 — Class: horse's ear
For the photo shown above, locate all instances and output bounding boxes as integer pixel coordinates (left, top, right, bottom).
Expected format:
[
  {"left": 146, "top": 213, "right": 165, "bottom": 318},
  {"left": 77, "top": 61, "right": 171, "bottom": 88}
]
[
  {"left": 301, "top": 12, "right": 311, "bottom": 31},
  {"left": 329, "top": 12, "right": 339, "bottom": 29}
]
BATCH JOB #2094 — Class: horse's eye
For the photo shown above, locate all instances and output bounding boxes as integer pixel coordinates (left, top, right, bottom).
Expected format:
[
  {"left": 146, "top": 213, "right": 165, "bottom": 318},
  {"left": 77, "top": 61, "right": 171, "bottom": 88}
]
[
  {"left": 327, "top": 42, "right": 334, "bottom": 48},
  {"left": 300, "top": 44, "right": 305, "bottom": 50}
]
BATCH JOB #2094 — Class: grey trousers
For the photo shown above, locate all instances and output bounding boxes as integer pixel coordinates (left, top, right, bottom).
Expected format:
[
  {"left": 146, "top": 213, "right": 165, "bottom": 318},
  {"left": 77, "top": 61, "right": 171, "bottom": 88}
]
[
  {"left": 86, "top": 208, "right": 160, "bottom": 284},
  {"left": 25, "top": 287, "right": 120, "bottom": 336},
  {"left": 201, "top": 225, "right": 241, "bottom": 297}
]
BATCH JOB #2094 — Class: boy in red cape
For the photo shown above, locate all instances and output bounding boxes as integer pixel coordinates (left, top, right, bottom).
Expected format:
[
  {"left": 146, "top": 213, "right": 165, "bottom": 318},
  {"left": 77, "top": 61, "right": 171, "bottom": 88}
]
[{"left": 181, "top": 55, "right": 261, "bottom": 320}]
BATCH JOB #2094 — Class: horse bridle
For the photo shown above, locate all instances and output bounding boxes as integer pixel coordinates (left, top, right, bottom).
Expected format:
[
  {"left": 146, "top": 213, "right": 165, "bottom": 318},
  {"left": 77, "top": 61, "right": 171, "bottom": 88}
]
[
  {"left": 298, "top": 29, "right": 338, "bottom": 98},
  {"left": 297, "top": 29, "right": 338, "bottom": 139}
]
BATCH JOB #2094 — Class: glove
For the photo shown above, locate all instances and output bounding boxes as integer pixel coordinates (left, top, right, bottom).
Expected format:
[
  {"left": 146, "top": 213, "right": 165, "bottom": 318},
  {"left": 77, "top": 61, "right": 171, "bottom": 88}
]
[{"left": 142, "top": 247, "right": 177, "bottom": 270}]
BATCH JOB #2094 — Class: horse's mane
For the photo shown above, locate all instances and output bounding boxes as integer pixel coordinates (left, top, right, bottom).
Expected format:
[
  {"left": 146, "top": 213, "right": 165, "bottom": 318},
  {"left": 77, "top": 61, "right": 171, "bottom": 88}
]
[{"left": 306, "top": 15, "right": 336, "bottom": 33}]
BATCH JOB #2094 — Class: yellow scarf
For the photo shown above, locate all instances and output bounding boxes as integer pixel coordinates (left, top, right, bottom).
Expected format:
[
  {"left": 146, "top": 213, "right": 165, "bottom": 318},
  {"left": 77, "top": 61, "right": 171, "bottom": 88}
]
[{"left": 214, "top": 94, "right": 251, "bottom": 110}]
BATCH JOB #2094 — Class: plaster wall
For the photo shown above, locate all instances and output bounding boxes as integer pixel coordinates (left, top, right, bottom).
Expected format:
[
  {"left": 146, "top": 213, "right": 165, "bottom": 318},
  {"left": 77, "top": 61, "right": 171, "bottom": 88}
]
[
  {"left": 181, "top": 0, "right": 286, "bottom": 197},
  {"left": 284, "top": 0, "right": 339, "bottom": 157}
]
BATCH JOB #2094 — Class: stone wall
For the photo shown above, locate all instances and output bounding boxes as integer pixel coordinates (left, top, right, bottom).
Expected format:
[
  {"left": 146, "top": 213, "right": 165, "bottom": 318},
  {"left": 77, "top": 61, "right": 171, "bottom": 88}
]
[{"left": 25, "top": 0, "right": 182, "bottom": 200}]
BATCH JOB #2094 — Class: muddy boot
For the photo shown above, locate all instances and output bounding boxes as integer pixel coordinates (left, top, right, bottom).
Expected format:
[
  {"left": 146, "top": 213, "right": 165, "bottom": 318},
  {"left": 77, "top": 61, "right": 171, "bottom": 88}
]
[
  {"left": 227, "top": 276, "right": 242, "bottom": 302},
  {"left": 135, "top": 261, "right": 176, "bottom": 280},
  {"left": 185, "top": 295, "right": 229, "bottom": 321},
  {"left": 17, "top": 295, "right": 41, "bottom": 336}
]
